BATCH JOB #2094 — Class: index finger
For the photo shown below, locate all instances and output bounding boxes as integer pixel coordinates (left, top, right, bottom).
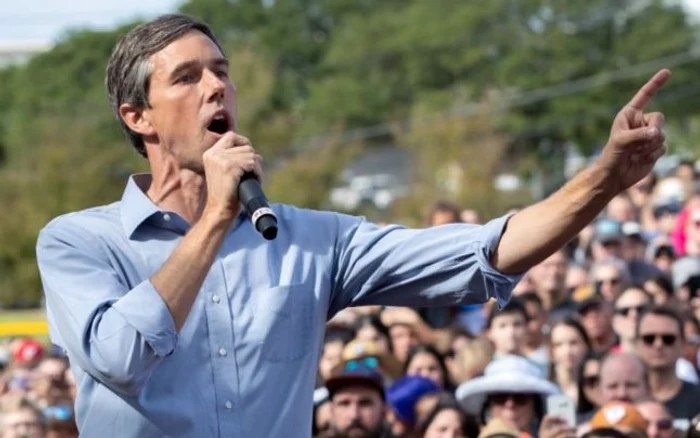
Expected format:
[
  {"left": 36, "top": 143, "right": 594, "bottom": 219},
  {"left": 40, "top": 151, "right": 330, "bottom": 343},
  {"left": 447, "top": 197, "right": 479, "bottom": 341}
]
[{"left": 627, "top": 69, "right": 671, "bottom": 110}]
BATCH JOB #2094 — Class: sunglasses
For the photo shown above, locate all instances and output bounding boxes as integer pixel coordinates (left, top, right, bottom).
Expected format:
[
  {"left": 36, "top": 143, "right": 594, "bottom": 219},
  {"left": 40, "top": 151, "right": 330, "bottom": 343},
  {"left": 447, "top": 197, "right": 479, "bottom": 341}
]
[
  {"left": 43, "top": 405, "right": 72, "bottom": 422},
  {"left": 614, "top": 305, "right": 648, "bottom": 317},
  {"left": 651, "top": 419, "right": 674, "bottom": 431},
  {"left": 596, "top": 278, "right": 621, "bottom": 286},
  {"left": 489, "top": 393, "right": 531, "bottom": 406},
  {"left": 345, "top": 356, "right": 379, "bottom": 372},
  {"left": 583, "top": 375, "right": 600, "bottom": 388},
  {"left": 641, "top": 333, "right": 677, "bottom": 347}
]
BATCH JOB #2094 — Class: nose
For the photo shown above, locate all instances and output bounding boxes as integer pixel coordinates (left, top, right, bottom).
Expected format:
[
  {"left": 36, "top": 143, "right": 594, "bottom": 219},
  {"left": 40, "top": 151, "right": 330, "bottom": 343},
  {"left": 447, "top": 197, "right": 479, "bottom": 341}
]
[{"left": 203, "top": 69, "right": 225, "bottom": 102}]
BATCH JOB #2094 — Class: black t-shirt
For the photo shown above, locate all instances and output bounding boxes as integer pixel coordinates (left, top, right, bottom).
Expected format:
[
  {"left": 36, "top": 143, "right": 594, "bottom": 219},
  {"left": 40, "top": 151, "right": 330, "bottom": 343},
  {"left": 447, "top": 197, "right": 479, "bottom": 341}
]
[{"left": 665, "top": 381, "right": 700, "bottom": 420}]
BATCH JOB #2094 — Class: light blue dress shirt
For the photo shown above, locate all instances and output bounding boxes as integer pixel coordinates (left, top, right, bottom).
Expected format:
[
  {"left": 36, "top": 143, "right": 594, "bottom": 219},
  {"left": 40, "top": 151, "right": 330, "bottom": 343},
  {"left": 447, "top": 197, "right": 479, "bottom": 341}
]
[{"left": 36, "top": 174, "right": 521, "bottom": 437}]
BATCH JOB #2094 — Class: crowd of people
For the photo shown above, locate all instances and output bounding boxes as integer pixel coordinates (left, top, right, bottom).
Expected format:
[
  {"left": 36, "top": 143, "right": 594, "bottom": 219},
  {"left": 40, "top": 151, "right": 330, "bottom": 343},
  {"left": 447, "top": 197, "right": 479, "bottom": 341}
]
[
  {"left": 312, "top": 159, "right": 700, "bottom": 438},
  {"left": 0, "top": 159, "right": 699, "bottom": 438}
]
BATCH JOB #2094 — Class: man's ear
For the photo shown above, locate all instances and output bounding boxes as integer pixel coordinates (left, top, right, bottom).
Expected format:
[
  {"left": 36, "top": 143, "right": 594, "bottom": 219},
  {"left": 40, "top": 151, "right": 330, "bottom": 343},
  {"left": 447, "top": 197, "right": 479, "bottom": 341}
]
[{"left": 119, "top": 103, "right": 156, "bottom": 137}]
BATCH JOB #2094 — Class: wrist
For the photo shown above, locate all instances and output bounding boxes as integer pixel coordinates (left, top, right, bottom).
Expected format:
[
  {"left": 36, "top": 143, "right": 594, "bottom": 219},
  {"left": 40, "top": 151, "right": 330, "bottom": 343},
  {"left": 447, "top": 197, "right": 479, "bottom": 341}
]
[
  {"left": 200, "top": 205, "right": 237, "bottom": 230},
  {"left": 585, "top": 160, "right": 620, "bottom": 200}
]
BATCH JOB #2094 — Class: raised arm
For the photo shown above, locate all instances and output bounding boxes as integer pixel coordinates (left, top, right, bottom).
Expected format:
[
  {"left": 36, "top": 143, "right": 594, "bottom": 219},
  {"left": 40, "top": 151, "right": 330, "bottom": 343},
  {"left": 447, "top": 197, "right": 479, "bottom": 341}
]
[{"left": 492, "top": 69, "right": 671, "bottom": 274}]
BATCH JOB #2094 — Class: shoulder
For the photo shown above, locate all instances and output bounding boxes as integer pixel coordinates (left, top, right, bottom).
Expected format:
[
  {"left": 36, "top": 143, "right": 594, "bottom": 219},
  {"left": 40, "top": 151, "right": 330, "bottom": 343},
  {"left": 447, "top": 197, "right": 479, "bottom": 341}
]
[{"left": 37, "top": 202, "right": 122, "bottom": 248}]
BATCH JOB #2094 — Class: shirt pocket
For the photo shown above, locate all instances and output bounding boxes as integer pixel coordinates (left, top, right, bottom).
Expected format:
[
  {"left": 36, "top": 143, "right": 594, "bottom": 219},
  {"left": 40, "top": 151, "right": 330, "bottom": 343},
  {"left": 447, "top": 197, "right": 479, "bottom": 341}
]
[{"left": 255, "top": 284, "right": 314, "bottom": 362}]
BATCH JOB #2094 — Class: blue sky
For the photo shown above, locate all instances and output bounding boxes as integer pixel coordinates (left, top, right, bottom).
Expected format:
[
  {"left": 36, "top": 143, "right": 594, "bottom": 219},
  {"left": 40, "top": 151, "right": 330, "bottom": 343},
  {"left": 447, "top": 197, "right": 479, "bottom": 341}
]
[
  {"left": 1, "top": 0, "right": 700, "bottom": 44},
  {"left": 0, "top": 0, "right": 181, "bottom": 43}
]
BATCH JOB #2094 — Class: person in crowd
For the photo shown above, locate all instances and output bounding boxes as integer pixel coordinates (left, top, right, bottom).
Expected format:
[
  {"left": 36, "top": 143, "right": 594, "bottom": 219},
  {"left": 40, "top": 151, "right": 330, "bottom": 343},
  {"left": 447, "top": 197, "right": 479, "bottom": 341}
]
[
  {"left": 612, "top": 287, "right": 653, "bottom": 353},
  {"left": 576, "top": 352, "right": 606, "bottom": 423},
  {"left": 484, "top": 299, "right": 528, "bottom": 359},
  {"left": 606, "top": 196, "right": 637, "bottom": 224},
  {"left": 404, "top": 346, "right": 453, "bottom": 390},
  {"left": 447, "top": 338, "right": 494, "bottom": 386},
  {"left": 591, "top": 258, "right": 631, "bottom": 302},
  {"left": 636, "top": 400, "right": 678, "bottom": 438},
  {"left": 319, "top": 328, "right": 357, "bottom": 385},
  {"left": 520, "top": 293, "right": 550, "bottom": 369},
  {"left": 528, "top": 250, "right": 578, "bottom": 322},
  {"left": 590, "top": 220, "right": 626, "bottom": 263},
  {"left": 548, "top": 318, "right": 591, "bottom": 403},
  {"left": 414, "top": 395, "right": 479, "bottom": 438},
  {"left": 589, "top": 401, "right": 649, "bottom": 438},
  {"left": 598, "top": 352, "right": 650, "bottom": 404},
  {"left": 1, "top": 397, "right": 46, "bottom": 438},
  {"left": 324, "top": 358, "right": 394, "bottom": 438},
  {"left": 456, "top": 355, "right": 560, "bottom": 436},
  {"left": 644, "top": 274, "right": 678, "bottom": 307},
  {"left": 356, "top": 316, "right": 393, "bottom": 355},
  {"left": 578, "top": 295, "right": 617, "bottom": 354},
  {"left": 386, "top": 376, "right": 441, "bottom": 437},
  {"left": 635, "top": 306, "right": 700, "bottom": 420}
]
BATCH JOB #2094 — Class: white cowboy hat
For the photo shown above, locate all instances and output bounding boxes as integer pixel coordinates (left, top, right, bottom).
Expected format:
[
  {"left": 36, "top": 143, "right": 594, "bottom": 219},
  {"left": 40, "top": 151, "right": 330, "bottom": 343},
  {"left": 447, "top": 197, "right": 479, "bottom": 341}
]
[{"left": 455, "top": 354, "right": 560, "bottom": 415}]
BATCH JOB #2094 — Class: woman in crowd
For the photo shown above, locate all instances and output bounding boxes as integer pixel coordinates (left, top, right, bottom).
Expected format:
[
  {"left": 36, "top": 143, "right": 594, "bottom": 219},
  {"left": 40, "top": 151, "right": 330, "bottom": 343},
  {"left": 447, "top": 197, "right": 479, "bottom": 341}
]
[
  {"left": 405, "top": 345, "right": 454, "bottom": 391},
  {"left": 576, "top": 352, "right": 606, "bottom": 423},
  {"left": 611, "top": 287, "right": 653, "bottom": 352},
  {"left": 548, "top": 318, "right": 591, "bottom": 403},
  {"left": 415, "top": 394, "right": 480, "bottom": 438}
]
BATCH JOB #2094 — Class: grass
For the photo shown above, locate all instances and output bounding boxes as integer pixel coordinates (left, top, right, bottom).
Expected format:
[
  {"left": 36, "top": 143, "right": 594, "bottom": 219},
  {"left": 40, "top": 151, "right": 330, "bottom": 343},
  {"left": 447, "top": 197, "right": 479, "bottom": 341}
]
[{"left": 0, "top": 308, "right": 47, "bottom": 322}]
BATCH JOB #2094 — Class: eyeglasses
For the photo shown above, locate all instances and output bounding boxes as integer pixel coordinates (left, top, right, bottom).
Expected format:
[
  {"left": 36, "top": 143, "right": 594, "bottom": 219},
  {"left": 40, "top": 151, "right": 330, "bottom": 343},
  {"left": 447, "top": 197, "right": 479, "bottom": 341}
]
[
  {"left": 641, "top": 333, "right": 677, "bottom": 347},
  {"left": 596, "top": 278, "right": 621, "bottom": 287},
  {"left": 614, "top": 305, "right": 648, "bottom": 317},
  {"left": 583, "top": 375, "right": 600, "bottom": 388},
  {"left": 651, "top": 419, "right": 674, "bottom": 431},
  {"left": 489, "top": 393, "right": 531, "bottom": 406},
  {"left": 345, "top": 356, "right": 379, "bottom": 372}
]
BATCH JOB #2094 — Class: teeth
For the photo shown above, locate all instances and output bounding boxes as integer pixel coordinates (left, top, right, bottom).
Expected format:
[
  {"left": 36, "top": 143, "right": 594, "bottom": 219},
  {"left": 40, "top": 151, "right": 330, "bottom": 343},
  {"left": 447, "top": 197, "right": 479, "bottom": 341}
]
[{"left": 214, "top": 114, "right": 225, "bottom": 120}]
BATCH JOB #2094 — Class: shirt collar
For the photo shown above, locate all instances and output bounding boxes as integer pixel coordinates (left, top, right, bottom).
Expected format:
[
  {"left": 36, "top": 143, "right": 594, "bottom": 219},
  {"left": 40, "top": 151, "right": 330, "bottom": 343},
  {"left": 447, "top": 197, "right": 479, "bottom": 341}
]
[
  {"left": 119, "top": 173, "right": 249, "bottom": 238},
  {"left": 120, "top": 174, "right": 161, "bottom": 238}
]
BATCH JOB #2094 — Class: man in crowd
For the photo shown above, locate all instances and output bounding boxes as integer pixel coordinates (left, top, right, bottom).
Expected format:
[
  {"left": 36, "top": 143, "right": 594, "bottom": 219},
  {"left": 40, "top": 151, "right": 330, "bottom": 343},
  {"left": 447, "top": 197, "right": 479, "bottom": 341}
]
[
  {"left": 636, "top": 306, "right": 700, "bottom": 419},
  {"left": 34, "top": 12, "right": 672, "bottom": 438},
  {"left": 599, "top": 352, "right": 650, "bottom": 404}
]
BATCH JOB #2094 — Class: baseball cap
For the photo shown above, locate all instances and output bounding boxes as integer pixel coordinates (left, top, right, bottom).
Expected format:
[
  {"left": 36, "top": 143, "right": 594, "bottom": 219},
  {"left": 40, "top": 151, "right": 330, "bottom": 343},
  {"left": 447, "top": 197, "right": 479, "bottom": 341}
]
[
  {"left": 13, "top": 339, "right": 44, "bottom": 365},
  {"left": 386, "top": 376, "right": 440, "bottom": 426},
  {"left": 671, "top": 257, "right": 700, "bottom": 289},
  {"left": 590, "top": 402, "right": 648, "bottom": 435},
  {"left": 326, "top": 358, "right": 385, "bottom": 400},
  {"left": 594, "top": 219, "right": 624, "bottom": 243}
]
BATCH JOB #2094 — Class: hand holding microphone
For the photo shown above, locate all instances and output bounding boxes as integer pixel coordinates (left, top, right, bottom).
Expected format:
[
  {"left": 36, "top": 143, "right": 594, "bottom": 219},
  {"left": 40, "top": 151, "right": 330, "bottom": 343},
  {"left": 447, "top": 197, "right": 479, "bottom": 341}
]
[{"left": 202, "top": 132, "right": 277, "bottom": 240}]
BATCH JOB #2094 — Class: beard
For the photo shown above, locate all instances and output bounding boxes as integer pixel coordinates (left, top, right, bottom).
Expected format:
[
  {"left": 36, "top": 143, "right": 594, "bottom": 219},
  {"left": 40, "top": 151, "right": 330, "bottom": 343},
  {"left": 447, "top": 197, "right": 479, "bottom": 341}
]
[{"left": 335, "top": 420, "right": 384, "bottom": 438}]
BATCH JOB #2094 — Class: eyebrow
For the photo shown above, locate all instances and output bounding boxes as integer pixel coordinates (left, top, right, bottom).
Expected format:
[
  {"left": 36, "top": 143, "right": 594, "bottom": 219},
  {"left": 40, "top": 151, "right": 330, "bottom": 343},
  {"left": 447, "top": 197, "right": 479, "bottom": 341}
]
[{"left": 168, "top": 58, "right": 230, "bottom": 82}]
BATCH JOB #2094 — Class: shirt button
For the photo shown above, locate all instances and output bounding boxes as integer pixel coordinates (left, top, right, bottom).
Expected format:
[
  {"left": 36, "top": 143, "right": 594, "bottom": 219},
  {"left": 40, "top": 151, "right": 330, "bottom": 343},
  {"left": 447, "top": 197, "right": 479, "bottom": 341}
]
[
  {"left": 218, "top": 348, "right": 227, "bottom": 357},
  {"left": 225, "top": 401, "right": 232, "bottom": 410},
  {"left": 163, "top": 213, "right": 171, "bottom": 222},
  {"left": 212, "top": 295, "right": 220, "bottom": 303}
]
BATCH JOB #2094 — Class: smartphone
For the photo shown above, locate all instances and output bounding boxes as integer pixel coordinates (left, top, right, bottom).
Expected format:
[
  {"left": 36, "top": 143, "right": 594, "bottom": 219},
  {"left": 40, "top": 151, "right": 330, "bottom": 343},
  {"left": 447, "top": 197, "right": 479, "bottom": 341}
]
[{"left": 546, "top": 394, "right": 576, "bottom": 427}]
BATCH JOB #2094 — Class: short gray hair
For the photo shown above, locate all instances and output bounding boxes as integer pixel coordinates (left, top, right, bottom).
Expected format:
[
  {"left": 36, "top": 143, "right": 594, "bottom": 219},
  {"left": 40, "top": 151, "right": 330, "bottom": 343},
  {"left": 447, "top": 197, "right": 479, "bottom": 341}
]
[{"left": 105, "top": 14, "right": 224, "bottom": 157}]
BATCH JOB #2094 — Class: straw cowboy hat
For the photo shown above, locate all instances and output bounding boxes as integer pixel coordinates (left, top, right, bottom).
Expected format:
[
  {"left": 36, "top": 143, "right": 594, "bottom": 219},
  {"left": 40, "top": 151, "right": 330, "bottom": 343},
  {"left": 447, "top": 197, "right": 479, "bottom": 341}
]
[
  {"left": 455, "top": 355, "right": 560, "bottom": 415},
  {"left": 333, "top": 339, "right": 403, "bottom": 379}
]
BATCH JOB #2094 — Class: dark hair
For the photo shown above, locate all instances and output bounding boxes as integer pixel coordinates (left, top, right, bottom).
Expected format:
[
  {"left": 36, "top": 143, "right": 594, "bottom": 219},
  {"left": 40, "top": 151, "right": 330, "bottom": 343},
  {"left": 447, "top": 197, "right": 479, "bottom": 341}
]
[
  {"left": 547, "top": 317, "right": 591, "bottom": 381},
  {"left": 426, "top": 200, "right": 461, "bottom": 225},
  {"left": 323, "top": 326, "right": 356, "bottom": 346},
  {"left": 575, "top": 351, "right": 606, "bottom": 414},
  {"left": 486, "top": 297, "right": 528, "bottom": 329},
  {"left": 355, "top": 315, "right": 391, "bottom": 352},
  {"left": 519, "top": 292, "right": 544, "bottom": 312},
  {"left": 644, "top": 274, "right": 674, "bottom": 299},
  {"left": 403, "top": 345, "right": 453, "bottom": 391},
  {"left": 415, "top": 394, "right": 479, "bottom": 438},
  {"left": 637, "top": 305, "right": 685, "bottom": 341},
  {"left": 105, "top": 14, "right": 224, "bottom": 157}
]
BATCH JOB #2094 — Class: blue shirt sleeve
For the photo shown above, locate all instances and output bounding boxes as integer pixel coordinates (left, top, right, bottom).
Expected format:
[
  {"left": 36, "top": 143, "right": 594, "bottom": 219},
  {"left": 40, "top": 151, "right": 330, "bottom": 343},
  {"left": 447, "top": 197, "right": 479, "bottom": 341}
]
[
  {"left": 36, "top": 218, "right": 177, "bottom": 397},
  {"left": 329, "top": 213, "right": 522, "bottom": 318}
]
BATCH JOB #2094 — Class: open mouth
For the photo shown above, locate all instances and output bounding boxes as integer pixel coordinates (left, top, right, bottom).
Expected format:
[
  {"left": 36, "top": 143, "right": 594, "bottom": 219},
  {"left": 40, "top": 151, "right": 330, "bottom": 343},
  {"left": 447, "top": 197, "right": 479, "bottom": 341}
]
[{"left": 207, "top": 113, "right": 229, "bottom": 135}]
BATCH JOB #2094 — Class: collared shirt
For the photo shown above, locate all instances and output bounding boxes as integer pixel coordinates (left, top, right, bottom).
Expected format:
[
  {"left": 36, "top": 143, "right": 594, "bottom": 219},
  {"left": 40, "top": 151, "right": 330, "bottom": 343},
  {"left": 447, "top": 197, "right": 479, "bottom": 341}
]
[{"left": 36, "top": 174, "right": 521, "bottom": 438}]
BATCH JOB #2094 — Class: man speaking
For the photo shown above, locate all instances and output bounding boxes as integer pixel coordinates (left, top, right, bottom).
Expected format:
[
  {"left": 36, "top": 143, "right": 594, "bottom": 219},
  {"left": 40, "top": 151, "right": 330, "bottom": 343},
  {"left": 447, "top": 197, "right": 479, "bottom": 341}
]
[{"left": 36, "top": 13, "right": 670, "bottom": 438}]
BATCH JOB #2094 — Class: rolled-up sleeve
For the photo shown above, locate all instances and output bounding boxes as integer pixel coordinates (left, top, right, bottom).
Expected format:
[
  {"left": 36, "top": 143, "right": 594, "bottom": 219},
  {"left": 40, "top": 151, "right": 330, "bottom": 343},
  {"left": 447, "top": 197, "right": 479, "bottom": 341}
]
[
  {"left": 329, "top": 213, "right": 522, "bottom": 317},
  {"left": 36, "top": 221, "right": 177, "bottom": 396}
]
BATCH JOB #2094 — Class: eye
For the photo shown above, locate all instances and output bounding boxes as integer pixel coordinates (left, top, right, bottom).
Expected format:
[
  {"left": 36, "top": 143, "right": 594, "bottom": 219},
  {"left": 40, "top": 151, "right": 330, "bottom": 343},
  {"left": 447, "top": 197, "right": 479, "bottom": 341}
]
[
  {"left": 177, "top": 73, "right": 196, "bottom": 84},
  {"left": 215, "top": 68, "right": 229, "bottom": 79}
]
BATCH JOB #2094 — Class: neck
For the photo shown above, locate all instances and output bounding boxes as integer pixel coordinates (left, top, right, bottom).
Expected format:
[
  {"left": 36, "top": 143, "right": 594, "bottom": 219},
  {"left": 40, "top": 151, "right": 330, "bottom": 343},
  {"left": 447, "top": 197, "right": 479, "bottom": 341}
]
[
  {"left": 147, "top": 154, "right": 208, "bottom": 224},
  {"left": 555, "top": 365, "right": 576, "bottom": 388},
  {"left": 649, "top": 368, "right": 682, "bottom": 401},
  {"left": 619, "top": 338, "right": 636, "bottom": 353}
]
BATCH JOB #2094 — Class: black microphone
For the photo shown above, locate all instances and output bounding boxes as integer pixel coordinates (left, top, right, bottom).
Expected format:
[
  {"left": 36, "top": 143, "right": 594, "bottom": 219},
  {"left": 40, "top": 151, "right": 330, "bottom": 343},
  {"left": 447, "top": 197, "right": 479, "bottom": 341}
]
[{"left": 238, "top": 172, "right": 278, "bottom": 240}]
